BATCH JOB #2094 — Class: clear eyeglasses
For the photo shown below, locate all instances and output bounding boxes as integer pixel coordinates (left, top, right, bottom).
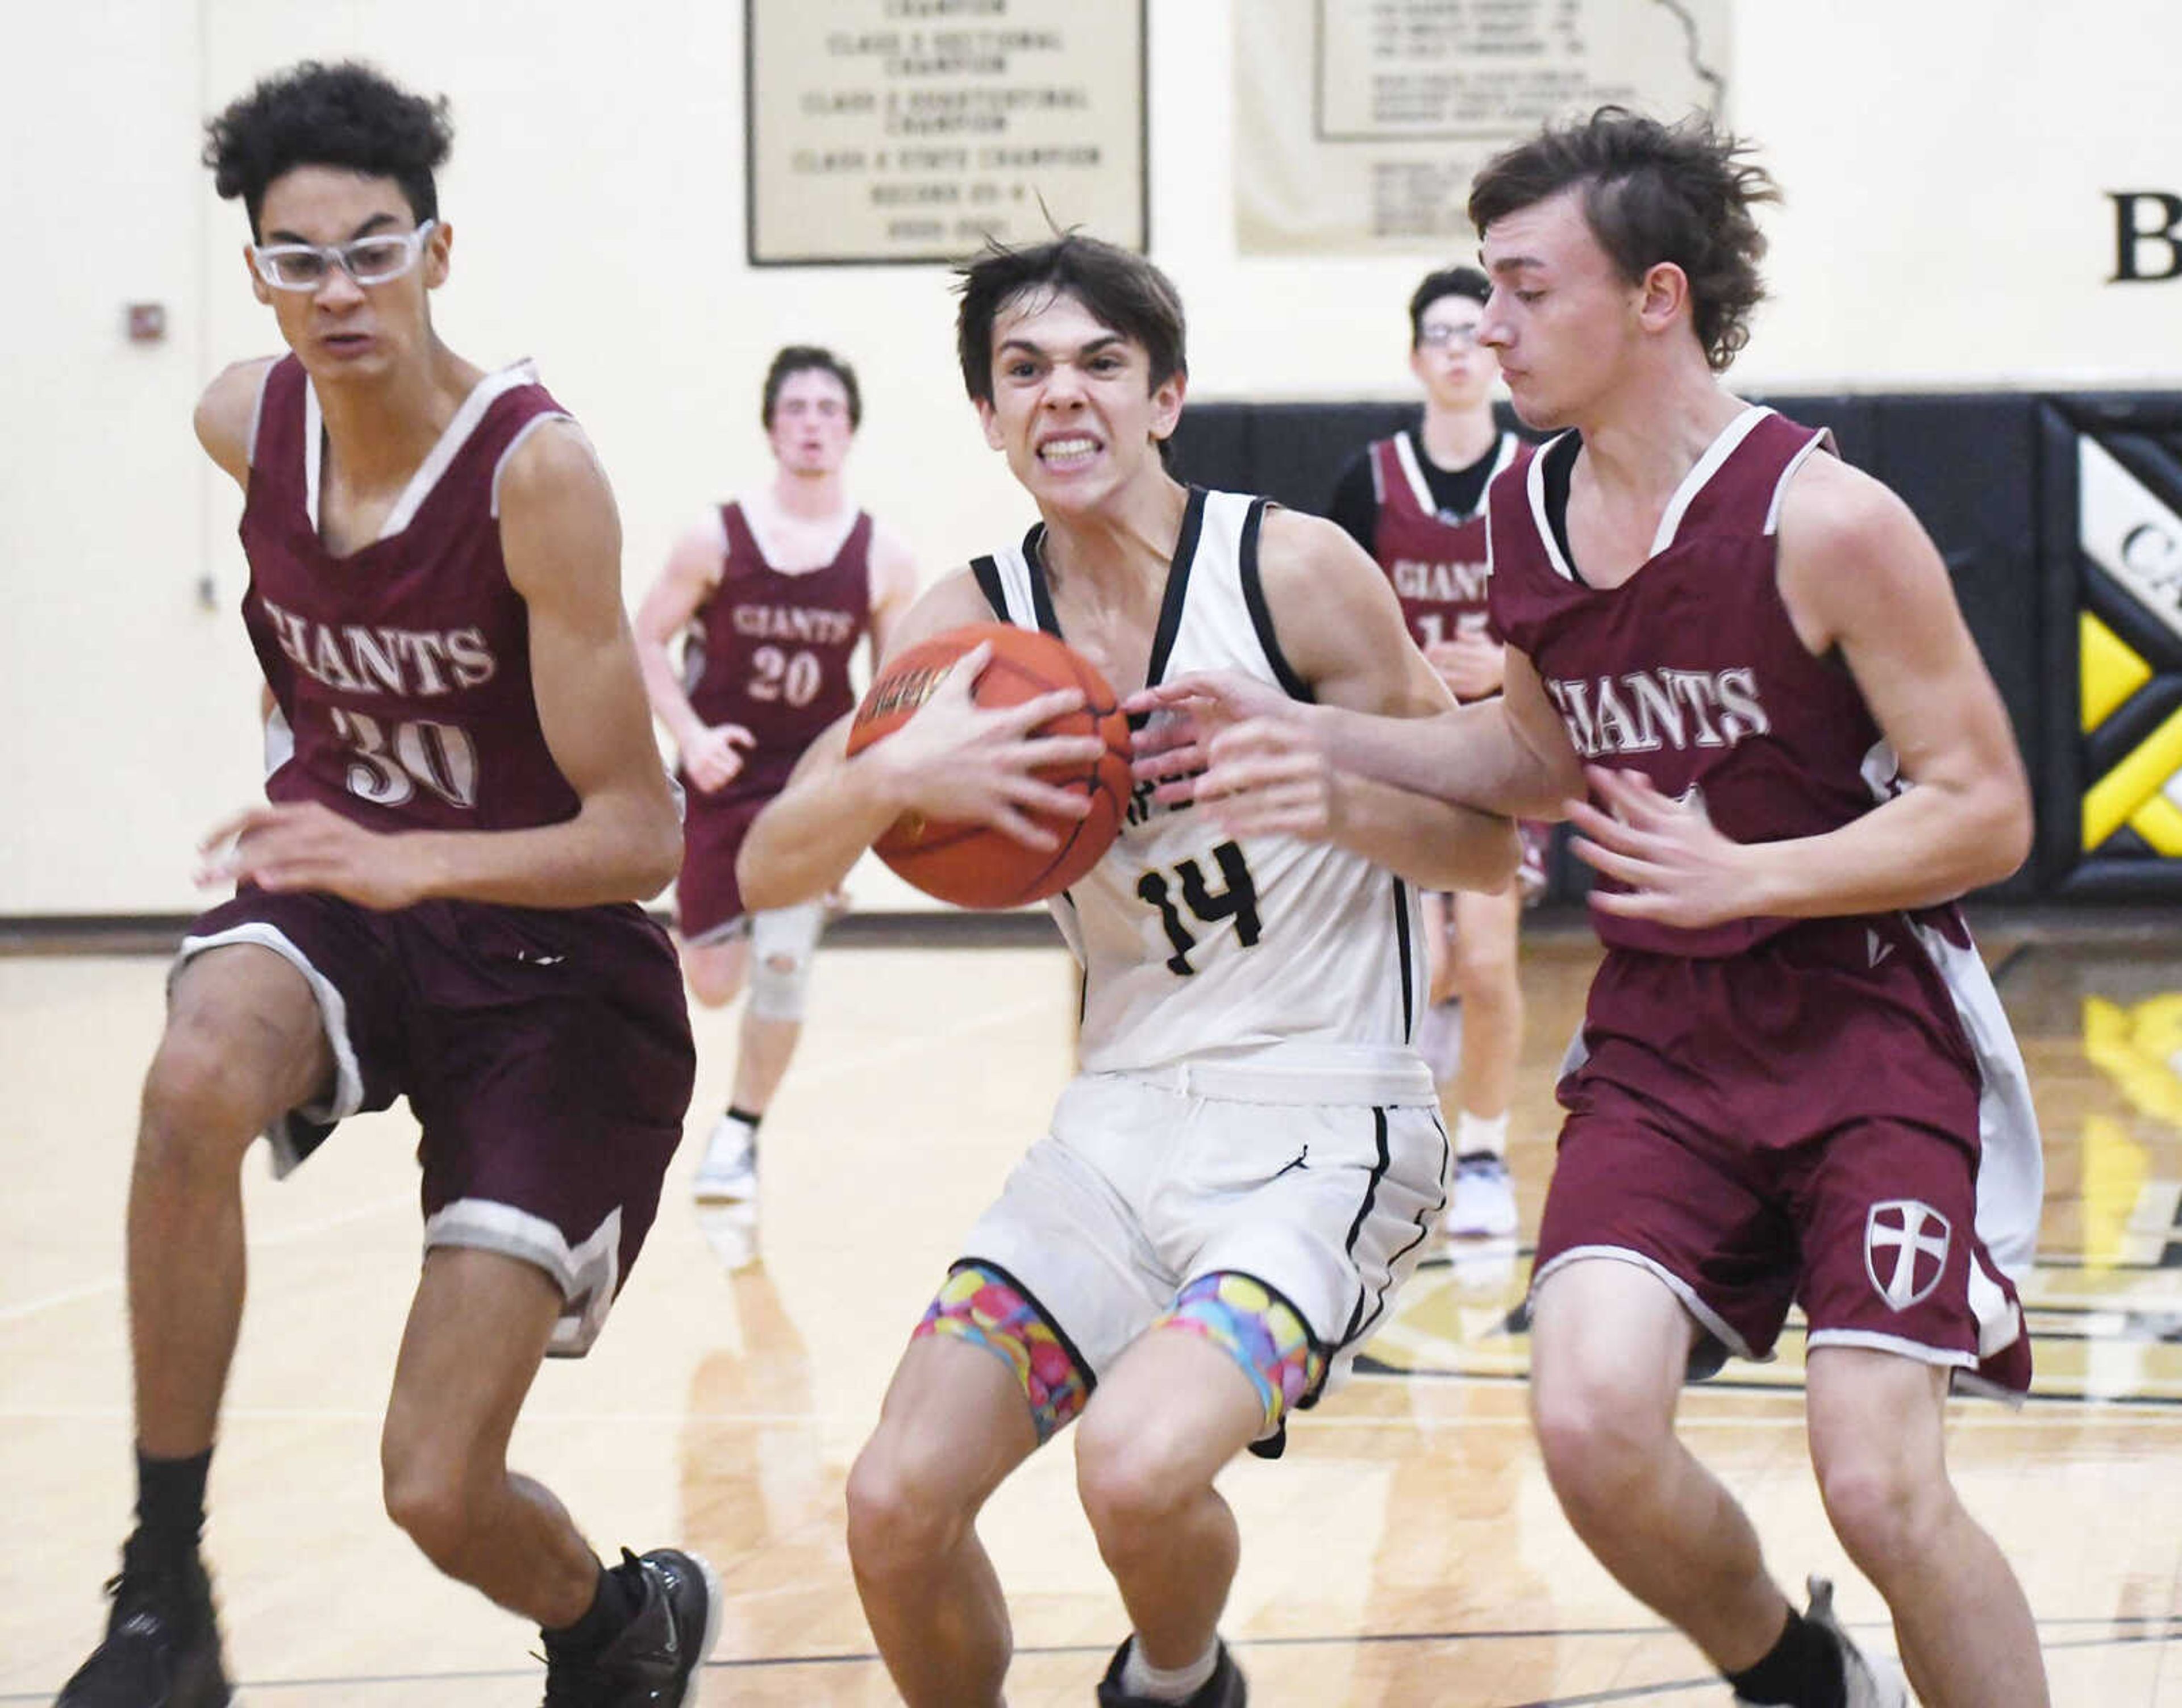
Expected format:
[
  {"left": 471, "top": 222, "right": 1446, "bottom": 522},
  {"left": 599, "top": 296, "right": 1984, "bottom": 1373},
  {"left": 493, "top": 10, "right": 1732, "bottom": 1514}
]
[
  {"left": 251, "top": 219, "right": 437, "bottom": 291},
  {"left": 1418, "top": 323, "right": 1482, "bottom": 351}
]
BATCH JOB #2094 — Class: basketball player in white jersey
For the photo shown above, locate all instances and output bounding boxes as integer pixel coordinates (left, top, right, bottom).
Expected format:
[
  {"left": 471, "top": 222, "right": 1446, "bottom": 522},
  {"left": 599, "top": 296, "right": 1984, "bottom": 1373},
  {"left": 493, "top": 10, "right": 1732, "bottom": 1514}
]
[
  {"left": 737, "top": 234, "right": 1517, "bottom": 1707},
  {"left": 635, "top": 346, "right": 916, "bottom": 1212}
]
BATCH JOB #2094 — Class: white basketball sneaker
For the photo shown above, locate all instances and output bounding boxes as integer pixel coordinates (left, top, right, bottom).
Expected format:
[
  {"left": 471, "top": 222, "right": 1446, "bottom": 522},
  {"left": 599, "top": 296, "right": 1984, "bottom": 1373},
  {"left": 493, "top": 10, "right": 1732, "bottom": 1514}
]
[
  {"left": 1734, "top": 1577, "right": 1908, "bottom": 1707},
  {"left": 691, "top": 1115, "right": 759, "bottom": 1203},
  {"left": 1444, "top": 1153, "right": 1519, "bottom": 1239}
]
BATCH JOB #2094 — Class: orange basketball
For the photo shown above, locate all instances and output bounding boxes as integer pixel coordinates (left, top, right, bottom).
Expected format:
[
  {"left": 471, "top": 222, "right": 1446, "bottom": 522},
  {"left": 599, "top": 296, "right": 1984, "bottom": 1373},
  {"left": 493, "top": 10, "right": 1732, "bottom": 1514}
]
[{"left": 846, "top": 623, "right": 1131, "bottom": 908}]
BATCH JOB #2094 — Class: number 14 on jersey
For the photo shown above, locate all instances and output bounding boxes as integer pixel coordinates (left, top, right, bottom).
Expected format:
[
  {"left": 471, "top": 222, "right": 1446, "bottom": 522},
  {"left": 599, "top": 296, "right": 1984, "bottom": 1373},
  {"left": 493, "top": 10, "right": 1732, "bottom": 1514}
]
[{"left": 1135, "top": 840, "right": 1261, "bottom": 976}]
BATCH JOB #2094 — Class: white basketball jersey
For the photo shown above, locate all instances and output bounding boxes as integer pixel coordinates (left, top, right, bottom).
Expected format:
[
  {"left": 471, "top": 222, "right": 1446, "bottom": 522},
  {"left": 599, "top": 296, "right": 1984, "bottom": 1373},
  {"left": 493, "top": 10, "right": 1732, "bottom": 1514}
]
[{"left": 972, "top": 489, "right": 1429, "bottom": 1091}]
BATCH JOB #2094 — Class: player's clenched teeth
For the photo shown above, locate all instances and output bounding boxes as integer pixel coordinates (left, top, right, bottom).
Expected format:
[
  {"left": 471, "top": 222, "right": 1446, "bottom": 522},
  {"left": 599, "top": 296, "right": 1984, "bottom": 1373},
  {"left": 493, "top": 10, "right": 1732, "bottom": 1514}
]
[{"left": 1038, "top": 435, "right": 1100, "bottom": 467}]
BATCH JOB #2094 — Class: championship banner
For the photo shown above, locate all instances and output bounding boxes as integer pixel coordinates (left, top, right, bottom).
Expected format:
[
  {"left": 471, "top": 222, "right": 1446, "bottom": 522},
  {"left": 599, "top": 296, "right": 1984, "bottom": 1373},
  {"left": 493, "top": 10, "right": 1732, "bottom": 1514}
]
[
  {"left": 1236, "top": 0, "right": 1731, "bottom": 255},
  {"left": 746, "top": 0, "right": 1146, "bottom": 266}
]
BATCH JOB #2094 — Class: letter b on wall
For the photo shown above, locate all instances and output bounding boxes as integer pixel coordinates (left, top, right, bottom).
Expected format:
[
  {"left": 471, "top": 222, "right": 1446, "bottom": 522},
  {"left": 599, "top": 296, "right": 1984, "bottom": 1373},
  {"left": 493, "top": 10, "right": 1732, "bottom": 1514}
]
[{"left": 2109, "top": 192, "right": 2182, "bottom": 282}]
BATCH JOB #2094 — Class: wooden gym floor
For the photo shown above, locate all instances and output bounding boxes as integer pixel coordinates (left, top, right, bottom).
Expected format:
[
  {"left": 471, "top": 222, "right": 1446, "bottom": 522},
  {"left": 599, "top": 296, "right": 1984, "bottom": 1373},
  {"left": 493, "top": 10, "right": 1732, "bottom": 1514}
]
[{"left": 1, "top": 920, "right": 2177, "bottom": 1705}]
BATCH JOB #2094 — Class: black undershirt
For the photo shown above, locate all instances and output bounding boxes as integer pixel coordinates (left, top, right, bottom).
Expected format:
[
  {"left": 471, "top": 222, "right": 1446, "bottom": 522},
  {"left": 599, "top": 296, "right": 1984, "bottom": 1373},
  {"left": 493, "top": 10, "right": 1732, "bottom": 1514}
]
[
  {"left": 1539, "top": 429, "right": 1584, "bottom": 584},
  {"left": 1326, "top": 426, "right": 1501, "bottom": 556}
]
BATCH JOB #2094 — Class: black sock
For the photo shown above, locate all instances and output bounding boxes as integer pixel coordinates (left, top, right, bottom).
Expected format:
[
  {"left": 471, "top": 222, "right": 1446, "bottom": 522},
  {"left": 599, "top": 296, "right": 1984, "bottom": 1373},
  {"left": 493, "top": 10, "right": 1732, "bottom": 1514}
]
[
  {"left": 543, "top": 1557, "right": 643, "bottom": 1655},
  {"left": 132, "top": 1445, "right": 211, "bottom": 1564},
  {"left": 725, "top": 1105, "right": 764, "bottom": 1132},
  {"left": 1725, "top": 1606, "right": 1846, "bottom": 1707}
]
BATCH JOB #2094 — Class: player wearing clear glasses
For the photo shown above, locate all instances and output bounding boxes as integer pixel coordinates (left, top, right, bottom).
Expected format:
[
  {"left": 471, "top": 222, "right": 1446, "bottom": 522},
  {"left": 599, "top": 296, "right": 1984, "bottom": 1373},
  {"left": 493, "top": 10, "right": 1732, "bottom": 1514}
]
[
  {"left": 55, "top": 61, "right": 714, "bottom": 1708},
  {"left": 1326, "top": 266, "right": 1541, "bottom": 1246}
]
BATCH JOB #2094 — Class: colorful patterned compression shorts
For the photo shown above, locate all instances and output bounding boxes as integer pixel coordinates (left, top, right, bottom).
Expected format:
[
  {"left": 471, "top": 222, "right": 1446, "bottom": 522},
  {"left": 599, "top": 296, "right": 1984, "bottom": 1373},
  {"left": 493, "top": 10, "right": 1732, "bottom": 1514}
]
[
  {"left": 1155, "top": 1270, "right": 1323, "bottom": 1432},
  {"left": 914, "top": 1263, "right": 1323, "bottom": 1443},
  {"left": 915, "top": 1263, "right": 1092, "bottom": 1443}
]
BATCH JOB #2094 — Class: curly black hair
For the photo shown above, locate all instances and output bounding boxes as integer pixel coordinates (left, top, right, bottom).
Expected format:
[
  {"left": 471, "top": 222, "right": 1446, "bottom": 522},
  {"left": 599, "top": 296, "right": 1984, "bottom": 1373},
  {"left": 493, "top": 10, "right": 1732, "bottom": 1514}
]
[
  {"left": 204, "top": 61, "right": 452, "bottom": 241},
  {"left": 1469, "top": 106, "right": 1779, "bottom": 373}
]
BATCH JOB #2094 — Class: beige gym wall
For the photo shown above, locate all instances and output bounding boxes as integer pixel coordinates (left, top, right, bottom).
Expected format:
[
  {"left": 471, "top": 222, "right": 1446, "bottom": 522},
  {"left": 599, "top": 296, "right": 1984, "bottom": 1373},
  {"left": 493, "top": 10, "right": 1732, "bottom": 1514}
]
[{"left": 3, "top": 1, "right": 2177, "bottom": 913}]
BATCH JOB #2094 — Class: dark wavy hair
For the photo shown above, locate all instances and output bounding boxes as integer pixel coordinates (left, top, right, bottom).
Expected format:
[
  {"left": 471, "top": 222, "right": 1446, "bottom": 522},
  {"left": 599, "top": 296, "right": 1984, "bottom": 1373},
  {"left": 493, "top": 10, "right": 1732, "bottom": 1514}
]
[
  {"left": 1408, "top": 265, "right": 1490, "bottom": 347},
  {"left": 1468, "top": 106, "right": 1779, "bottom": 372},
  {"left": 205, "top": 61, "right": 452, "bottom": 241},
  {"left": 954, "top": 234, "right": 1186, "bottom": 406},
  {"left": 762, "top": 345, "right": 863, "bottom": 430}
]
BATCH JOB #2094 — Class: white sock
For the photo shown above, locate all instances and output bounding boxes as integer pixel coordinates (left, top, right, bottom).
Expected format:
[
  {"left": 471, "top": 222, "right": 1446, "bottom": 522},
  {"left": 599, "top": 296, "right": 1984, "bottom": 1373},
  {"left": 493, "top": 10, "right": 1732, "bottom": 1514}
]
[
  {"left": 1415, "top": 997, "right": 1463, "bottom": 1086},
  {"left": 1455, "top": 1110, "right": 1509, "bottom": 1161},
  {"left": 1121, "top": 1637, "right": 1219, "bottom": 1703}
]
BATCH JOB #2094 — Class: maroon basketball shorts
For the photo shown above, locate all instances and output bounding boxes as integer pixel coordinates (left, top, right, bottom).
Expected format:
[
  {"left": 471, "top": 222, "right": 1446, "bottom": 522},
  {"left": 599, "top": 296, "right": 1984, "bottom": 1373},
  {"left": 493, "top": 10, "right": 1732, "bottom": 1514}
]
[
  {"left": 178, "top": 889, "right": 696, "bottom": 1356},
  {"left": 674, "top": 789, "right": 774, "bottom": 944},
  {"left": 1534, "top": 914, "right": 2033, "bottom": 1397}
]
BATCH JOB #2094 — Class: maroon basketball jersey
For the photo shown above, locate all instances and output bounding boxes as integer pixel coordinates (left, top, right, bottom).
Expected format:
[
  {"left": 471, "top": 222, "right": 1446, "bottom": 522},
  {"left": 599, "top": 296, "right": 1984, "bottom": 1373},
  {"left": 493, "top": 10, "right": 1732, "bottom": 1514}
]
[
  {"left": 238, "top": 356, "right": 584, "bottom": 834},
  {"left": 1368, "top": 431, "right": 1527, "bottom": 668},
  {"left": 684, "top": 501, "right": 872, "bottom": 797},
  {"left": 1489, "top": 407, "right": 1913, "bottom": 958}
]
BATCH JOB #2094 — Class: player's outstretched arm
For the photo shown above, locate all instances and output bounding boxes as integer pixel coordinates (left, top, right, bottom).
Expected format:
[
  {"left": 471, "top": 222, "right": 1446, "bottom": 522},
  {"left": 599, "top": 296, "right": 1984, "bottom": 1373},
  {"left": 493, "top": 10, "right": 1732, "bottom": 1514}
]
[
  {"left": 1135, "top": 585, "right": 1579, "bottom": 827},
  {"left": 736, "top": 570, "right": 1101, "bottom": 911},
  {"left": 1168, "top": 509, "right": 1523, "bottom": 893}
]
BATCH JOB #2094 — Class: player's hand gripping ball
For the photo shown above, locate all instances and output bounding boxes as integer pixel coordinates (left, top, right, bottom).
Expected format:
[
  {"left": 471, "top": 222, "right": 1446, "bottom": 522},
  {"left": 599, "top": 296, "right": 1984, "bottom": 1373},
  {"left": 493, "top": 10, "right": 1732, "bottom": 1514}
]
[{"left": 846, "top": 623, "right": 1131, "bottom": 907}]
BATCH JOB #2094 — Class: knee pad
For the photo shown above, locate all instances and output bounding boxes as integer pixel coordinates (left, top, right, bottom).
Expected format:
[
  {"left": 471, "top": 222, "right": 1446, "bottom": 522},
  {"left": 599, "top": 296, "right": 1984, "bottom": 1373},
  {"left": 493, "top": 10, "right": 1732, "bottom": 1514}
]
[
  {"left": 1154, "top": 1271, "right": 1325, "bottom": 1435},
  {"left": 913, "top": 1261, "right": 1091, "bottom": 1444},
  {"left": 746, "top": 902, "right": 822, "bottom": 1020}
]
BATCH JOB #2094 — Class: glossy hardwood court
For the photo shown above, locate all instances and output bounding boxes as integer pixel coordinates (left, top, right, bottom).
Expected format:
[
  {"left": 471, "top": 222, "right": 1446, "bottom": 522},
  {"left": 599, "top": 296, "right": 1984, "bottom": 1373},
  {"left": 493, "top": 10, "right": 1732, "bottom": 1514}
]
[{"left": 3, "top": 922, "right": 2178, "bottom": 1705}]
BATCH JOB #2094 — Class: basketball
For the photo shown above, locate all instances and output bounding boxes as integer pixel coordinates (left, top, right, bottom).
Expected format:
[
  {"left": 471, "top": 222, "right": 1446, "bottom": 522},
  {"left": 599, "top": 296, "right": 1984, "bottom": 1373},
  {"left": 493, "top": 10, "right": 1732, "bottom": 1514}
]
[{"left": 845, "top": 623, "right": 1131, "bottom": 908}]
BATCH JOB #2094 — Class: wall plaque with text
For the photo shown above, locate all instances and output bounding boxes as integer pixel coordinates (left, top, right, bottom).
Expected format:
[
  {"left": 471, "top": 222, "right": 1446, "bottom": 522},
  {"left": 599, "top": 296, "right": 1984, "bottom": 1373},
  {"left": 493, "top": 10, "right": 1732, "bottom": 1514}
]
[
  {"left": 748, "top": 0, "right": 1147, "bottom": 266},
  {"left": 1238, "top": 0, "right": 1730, "bottom": 255}
]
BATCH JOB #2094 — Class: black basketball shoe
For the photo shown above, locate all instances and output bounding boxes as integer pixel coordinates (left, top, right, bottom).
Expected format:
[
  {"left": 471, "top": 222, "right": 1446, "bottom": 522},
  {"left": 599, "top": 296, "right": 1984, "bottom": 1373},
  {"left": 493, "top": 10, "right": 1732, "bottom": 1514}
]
[
  {"left": 55, "top": 1536, "right": 230, "bottom": 1707},
  {"left": 1095, "top": 1636, "right": 1248, "bottom": 1707},
  {"left": 542, "top": 1548, "right": 720, "bottom": 1707}
]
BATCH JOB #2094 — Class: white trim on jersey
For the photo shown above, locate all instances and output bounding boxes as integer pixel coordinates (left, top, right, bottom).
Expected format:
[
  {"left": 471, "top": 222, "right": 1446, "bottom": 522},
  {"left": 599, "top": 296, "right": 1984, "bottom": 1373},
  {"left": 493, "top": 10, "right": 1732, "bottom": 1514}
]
[
  {"left": 1393, "top": 431, "right": 1437, "bottom": 517},
  {"left": 1763, "top": 426, "right": 1839, "bottom": 536},
  {"left": 488, "top": 410, "right": 580, "bottom": 519},
  {"left": 303, "top": 359, "right": 542, "bottom": 542},
  {"left": 1526, "top": 432, "right": 1579, "bottom": 582},
  {"left": 303, "top": 378, "right": 322, "bottom": 527},
  {"left": 1486, "top": 430, "right": 1522, "bottom": 489},
  {"left": 736, "top": 491, "right": 864, "bottom": 574},
  {"left": 246, "top": 360, "right": 276, "bottom": 470},
  {"left": 1902, "top": 914, "right": 2044, "bottom": 1278},
  {"left": 1650, "top": 405, "right": 1772, "bottom": 556},
  {"left": 1394, "top": 428, "right": 1521, "bottom": 522},
  {"left": 980, "top": 536, "right": 1042, "bottom": 625},
  {"left": 380, "top": 360, "right": 540, "bottom": 536}
]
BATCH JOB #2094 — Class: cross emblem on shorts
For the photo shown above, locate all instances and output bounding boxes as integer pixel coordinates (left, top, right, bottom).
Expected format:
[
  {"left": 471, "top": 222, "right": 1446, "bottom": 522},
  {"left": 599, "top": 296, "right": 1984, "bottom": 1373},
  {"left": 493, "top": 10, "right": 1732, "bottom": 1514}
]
[{"left": 1864, "top": 1199, "right": 1952, "bottom": 1310}]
